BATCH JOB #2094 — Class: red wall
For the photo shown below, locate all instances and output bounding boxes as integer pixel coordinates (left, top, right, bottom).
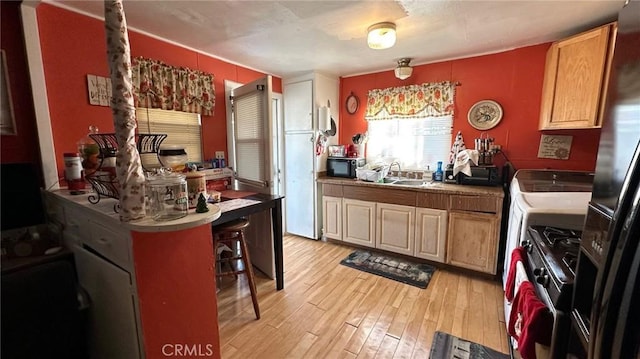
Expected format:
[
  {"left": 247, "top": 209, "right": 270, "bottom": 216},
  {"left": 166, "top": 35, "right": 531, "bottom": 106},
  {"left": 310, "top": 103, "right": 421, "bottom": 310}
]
[
  {"left": 36, "top": 3, "right": 282, "bottom": 179},
  {"left": 339, "top": 45, "right": 601, "bottom": 172},
  {"left": 0, "top": 1, "right": 42, "bottom": 173}
]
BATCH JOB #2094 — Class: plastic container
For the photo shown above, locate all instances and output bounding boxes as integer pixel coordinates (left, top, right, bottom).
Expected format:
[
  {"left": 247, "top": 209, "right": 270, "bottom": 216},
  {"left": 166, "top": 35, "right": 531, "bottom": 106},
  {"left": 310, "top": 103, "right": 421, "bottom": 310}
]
[
  {"left": 158, "top": 145, "right": 188, "bottom": 171},
  {"left": 146, "top": 170, "right": 188, "bottom": 221},
  {"left": 63, "top": 153, "right": 82, "bottom": 181},
  {"left": 434, "top": 161, "right": 444, "bottom": 182}
]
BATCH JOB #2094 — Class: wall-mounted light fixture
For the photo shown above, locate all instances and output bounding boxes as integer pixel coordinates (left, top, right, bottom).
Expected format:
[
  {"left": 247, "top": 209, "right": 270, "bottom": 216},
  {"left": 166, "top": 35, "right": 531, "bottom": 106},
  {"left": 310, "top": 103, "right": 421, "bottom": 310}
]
[
  {"left": 394, "top": 58, "right": 413, "bottom": 80},
  {"left": 367, "top": 22, "right": 396, "bottom": 50}
]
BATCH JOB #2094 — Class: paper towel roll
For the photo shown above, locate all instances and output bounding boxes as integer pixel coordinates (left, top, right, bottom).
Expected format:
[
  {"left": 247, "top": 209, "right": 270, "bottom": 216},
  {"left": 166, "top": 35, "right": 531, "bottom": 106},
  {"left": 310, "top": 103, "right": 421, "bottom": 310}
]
[{"left": 318, "top": 106, "right": 331, "bottom": 131}]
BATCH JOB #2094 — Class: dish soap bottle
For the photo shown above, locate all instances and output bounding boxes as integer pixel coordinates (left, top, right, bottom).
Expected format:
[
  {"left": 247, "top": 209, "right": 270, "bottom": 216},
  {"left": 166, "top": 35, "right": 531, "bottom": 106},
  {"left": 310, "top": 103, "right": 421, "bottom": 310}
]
[{"left": 434, "top": 161, "right": 444, "bottom": 182}]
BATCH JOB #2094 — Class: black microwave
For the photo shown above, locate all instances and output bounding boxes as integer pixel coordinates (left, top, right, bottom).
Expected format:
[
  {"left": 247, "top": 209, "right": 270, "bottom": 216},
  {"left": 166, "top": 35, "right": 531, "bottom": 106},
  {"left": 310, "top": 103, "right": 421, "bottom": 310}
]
[{"left": 327, "top": 157, "right": 365, "bottom": 178}]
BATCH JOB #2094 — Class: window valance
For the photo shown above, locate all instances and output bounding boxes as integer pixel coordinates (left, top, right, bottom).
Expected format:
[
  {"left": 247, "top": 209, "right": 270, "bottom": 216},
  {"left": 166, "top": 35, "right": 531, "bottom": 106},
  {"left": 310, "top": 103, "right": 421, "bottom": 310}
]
[
  {"left": 365, "top": 81, "right": 455, "bottom": 120},
  {"left": 131, "top": 57, "right": 215, "bottom": 116}
]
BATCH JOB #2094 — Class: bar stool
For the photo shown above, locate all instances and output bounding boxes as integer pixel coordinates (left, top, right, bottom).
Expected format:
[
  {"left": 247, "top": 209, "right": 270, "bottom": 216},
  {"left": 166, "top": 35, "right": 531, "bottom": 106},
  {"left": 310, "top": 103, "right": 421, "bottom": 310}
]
[{"left": 213, "top": 218, "right": 260, "bottom": 320}]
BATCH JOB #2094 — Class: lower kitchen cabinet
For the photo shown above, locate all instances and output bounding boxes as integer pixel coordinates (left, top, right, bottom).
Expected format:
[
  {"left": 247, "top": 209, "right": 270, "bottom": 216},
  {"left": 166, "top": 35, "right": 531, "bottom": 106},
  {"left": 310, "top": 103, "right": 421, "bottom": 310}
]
[
  {"left": 376, "top": 203, "right": 415, "bottom": 256},
  {"left": 74, "top": 245, "right": 141, "bottom": 359},
  {"left": 414, "top": 208, "right": 448, "bottom": 263},
  {"left": 447, "top": 211, "right": 500, "bottom": 274},
  {"left": 342, "top": 198, "right": 376, "bottom": 248},
  {"left": 322, "top": 196, "right": 342, "bottom": 240}
]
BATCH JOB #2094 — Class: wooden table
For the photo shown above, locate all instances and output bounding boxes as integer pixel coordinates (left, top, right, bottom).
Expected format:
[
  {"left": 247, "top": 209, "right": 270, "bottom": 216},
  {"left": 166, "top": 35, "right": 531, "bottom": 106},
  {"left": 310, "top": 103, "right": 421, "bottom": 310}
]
[{"left": 212, "top": 193, "right": 285, "bottom": 290}]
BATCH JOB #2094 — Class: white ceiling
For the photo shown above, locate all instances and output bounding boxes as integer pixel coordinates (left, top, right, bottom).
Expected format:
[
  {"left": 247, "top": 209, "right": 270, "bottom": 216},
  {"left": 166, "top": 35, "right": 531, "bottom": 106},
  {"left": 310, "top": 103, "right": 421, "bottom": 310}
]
[{"left": 47, "top": 0, "right": 624, "bottom": 79}]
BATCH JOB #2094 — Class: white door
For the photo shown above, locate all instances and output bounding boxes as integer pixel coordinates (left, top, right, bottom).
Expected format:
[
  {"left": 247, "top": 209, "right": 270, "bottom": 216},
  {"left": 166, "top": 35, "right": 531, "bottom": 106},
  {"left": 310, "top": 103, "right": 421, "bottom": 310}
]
[
  {"left": 227, "top": 77, "right": 279, "bottom": 278},
  {"left": 74, "top": 246, "right": 140, "bottom": 359},
  {"left": 284, "top": 132, "right": 316, "bottom": 238}
]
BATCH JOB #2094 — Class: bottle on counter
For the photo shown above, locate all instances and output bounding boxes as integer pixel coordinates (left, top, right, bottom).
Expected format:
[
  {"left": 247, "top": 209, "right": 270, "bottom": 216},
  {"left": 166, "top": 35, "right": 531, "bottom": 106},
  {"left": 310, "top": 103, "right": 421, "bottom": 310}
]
[
  {"left": 434, "top": 161, "right": 444, "bottom": 182},
  {"left": 423, "top": 165, "right": 434, "bottom": 181}
]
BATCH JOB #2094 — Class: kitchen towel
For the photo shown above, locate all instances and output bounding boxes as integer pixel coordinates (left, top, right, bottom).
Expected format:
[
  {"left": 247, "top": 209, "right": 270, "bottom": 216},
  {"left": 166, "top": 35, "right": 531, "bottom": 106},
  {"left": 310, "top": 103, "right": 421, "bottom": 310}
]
[
  {"left": 508, "top": 281, "right": 553, "bottom": 359},
  {"left": 506, "top": 246, "right": 526, "bottom": 301},
  {"left": 452, "top": 149, "right": 479, "bottom": 177},
  {"left": 448, "top": 131, "right": 467, "bottom": 164}
]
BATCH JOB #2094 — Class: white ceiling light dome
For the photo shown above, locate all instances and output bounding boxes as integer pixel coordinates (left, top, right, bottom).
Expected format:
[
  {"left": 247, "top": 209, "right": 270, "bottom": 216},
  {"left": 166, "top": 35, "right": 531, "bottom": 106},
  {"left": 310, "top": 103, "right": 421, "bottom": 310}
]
[
  {"left": 394, "top": 58, "right": 413, "bottom": 80},
  {"left": 367, "top": 22, "right": 397, "bottom": 50}
]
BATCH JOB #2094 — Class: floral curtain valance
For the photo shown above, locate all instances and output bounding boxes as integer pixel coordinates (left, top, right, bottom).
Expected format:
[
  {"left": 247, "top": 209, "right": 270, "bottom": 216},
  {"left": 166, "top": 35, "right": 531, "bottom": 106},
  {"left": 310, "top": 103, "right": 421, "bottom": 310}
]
[
  {"left": 131, "top": 57, "right": 215, "bottom": 116},
  {"left": 365, "top": 81, "right": 455, "bottom": 120}
]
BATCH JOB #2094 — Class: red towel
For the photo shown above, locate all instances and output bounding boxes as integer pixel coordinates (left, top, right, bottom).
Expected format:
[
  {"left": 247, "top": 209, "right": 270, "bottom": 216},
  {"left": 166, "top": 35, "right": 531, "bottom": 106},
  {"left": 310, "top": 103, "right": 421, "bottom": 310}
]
[
  {"left": 505, "top": 246, "right": 525, "bottom": 301},
  {"left": 508, "top": 281, "right": 553, "bottom": 359}
]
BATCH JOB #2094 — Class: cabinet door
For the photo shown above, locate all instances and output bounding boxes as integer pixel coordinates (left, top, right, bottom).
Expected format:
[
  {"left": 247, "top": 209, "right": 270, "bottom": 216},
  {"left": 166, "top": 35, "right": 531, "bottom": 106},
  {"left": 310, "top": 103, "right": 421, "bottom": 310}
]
[
  {"left": 376, "top": 203, "right": 415, "bottom": 256},
  {"left": 447, "top": 211, "right": 499, "bottom": 274},
  {"left": 342, "top": 199, "right": 375, "bottom": 248},
  {"left": 322, "top": 196, "right": 342, "bottom": 240},
  {"left": 414, "top": 208, "right": 448, "bottom": 263},
  {"left": 540, "top": 23, "right": 614, "bottom": 129},
  {"left": 74, "top": 246, "right": 141, "bottom": 359},
  {"left": 283, "top": 80, "right": 313, "bottom": 131}
]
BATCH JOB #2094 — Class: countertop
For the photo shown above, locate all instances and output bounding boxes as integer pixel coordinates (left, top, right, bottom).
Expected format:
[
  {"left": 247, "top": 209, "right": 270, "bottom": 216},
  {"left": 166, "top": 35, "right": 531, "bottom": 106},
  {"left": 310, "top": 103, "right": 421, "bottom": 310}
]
[
  {"left": 47, "top": 189, "right": 221, "bottom": 233},
  {"left": 317, "top": 176, "right": 505, "bottom": 197}
]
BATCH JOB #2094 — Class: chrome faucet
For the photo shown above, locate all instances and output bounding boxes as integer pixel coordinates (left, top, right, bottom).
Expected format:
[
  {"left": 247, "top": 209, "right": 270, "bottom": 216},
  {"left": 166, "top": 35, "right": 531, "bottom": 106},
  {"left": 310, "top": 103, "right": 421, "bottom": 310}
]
[{"left": 389, "top": 161, "right": 402, "bottom": 177}]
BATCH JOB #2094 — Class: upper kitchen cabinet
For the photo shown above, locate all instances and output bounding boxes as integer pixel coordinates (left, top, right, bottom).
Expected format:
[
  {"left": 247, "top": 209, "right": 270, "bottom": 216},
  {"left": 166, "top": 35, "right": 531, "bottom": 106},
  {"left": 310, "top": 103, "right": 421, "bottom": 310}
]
[{"left": 539, "top": 22, "right": 617, "bottom": 130}]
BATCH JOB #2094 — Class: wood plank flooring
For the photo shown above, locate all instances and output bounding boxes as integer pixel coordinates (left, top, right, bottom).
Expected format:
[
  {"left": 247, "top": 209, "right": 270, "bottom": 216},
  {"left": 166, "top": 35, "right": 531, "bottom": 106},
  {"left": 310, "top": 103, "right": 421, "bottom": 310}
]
[{"left": 216, "top": 235, "right": 509, "bottom": 358}]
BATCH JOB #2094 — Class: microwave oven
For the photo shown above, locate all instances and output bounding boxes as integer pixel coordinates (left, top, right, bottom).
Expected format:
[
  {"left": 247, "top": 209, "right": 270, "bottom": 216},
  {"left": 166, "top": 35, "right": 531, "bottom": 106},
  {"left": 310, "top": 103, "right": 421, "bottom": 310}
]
[{"left": 327, "top": 157, "right": 365, "bottom": 178}]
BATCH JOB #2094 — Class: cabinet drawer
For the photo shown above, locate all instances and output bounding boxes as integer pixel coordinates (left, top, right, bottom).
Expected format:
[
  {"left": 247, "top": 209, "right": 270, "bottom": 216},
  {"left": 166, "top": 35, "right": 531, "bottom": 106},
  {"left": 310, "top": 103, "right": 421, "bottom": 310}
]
[
  {"left": 64, "top": 205, "right": 90, "bottom": 238},
  {"left": 343, "top": 186, "right": 416, "bottom": 206},
  {"left": 450, "top": 195, "right": 497, "bottom": 213},
  {"left": 86, "top": 219, "right": 131, "bottom": 271},
  {"left": 323, "top": 184, "right": 343, "bottom": 197},
  {"left": 416, "top": 192, "right": 449, "bottom": 210}
]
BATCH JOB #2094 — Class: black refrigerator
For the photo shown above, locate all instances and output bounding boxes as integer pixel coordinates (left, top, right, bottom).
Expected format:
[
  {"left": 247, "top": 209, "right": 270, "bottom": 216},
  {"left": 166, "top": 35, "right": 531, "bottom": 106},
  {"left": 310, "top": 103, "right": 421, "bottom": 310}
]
[{"left": 569, "top": 0, "right": 640, "bottom": 357}]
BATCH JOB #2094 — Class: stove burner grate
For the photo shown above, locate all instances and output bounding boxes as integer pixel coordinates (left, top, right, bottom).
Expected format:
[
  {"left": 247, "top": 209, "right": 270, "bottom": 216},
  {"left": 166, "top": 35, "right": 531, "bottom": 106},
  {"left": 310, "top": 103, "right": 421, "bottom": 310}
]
[{"left": 543, "top": 226, "right": 581, "bottom": 248}]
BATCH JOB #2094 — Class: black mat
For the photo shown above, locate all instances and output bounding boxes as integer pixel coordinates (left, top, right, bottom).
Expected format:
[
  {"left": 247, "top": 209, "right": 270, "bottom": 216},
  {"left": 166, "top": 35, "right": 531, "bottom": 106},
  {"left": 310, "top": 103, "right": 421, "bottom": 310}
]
[
  {"left": 429, "top": 331, "right": 509, "bottom": 359},
  {"left": 339, "top": 250, "right": 435, "bottom": 289}
]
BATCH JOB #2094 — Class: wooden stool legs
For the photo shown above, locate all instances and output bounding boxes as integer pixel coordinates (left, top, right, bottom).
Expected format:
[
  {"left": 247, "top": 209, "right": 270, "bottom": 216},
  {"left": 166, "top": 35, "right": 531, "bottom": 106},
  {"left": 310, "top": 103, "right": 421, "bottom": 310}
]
[{"left": 237, "top": 230, "right": 260, "bottom": 320}]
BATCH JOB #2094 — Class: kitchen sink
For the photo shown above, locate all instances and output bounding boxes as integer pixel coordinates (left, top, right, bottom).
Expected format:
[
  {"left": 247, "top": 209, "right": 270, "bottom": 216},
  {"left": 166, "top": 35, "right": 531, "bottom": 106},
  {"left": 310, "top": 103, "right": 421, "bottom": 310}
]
[
  {"left": 381, "top": 177, "right": 400, "bottom": 183},
  {"left": 393, "top": 180, "right": 427, "bottom": 186}
]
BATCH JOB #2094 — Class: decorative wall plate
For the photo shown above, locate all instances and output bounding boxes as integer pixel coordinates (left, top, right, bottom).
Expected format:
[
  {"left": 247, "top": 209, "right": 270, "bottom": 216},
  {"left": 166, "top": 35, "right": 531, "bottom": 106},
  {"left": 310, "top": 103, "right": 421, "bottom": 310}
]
[
  {"left": 467, "top": 100, "right": 503, "bottom": 130},
  {"left": 346, "top": 92, "right": 359, "bottom": 114}
]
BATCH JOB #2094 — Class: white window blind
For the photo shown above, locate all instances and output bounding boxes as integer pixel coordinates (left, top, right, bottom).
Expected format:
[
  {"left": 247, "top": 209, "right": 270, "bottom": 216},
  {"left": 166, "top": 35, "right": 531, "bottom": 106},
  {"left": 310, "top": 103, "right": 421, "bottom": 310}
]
[
  {"left": 234, "top": 92, "right": 265, "bottom": 184},
  {"left": 136, "top": 108, "right": 202, "bottom": 167},
  {"left": 366, "top": 116, "right": 453, "bottom": 170}
]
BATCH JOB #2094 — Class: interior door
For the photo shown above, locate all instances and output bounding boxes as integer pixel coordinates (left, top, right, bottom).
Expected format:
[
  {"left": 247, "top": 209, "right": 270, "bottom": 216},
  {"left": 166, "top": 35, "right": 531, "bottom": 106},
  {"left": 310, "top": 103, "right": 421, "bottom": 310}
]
[
  {"left": 227, "top": 77, "right": 278, "bottom": 278},
  {"left": 230, "top": 77, "right": 274, "bottom": 193}
]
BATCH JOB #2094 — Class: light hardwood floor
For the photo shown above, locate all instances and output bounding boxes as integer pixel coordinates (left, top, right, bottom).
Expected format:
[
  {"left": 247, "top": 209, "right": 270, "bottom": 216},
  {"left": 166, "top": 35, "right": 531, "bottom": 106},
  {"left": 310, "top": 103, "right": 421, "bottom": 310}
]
[{"left": 216, "top": 235, "right": 510, "bottom": 359}]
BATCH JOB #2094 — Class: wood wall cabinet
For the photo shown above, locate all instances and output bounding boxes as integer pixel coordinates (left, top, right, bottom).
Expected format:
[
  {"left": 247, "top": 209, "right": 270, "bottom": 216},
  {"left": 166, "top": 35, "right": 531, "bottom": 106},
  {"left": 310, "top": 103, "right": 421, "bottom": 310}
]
[
  {"left": 447, "top": 211, "right": 500, "bottom": 274},
  {"left": 539, "top": 22, "right": 616, "bottom": 130},
  {"left": 342, "top": 198, "right": 376, "bottom": 248},
  {"left": 375, "top": 203, "right": 415, "bottom": 256},
  {"left": 322, "top": 196, "right": 342, "bottom": 240},
  {"left": 414, "top": 208, "right": 448, "bottom": 263}
]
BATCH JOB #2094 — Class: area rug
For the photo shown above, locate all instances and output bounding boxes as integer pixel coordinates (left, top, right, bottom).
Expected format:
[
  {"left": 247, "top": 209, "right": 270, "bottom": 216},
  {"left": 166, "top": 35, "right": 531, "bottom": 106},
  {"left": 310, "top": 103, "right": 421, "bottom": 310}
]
[
  {"left": 339, "top": 250, "right": 435, "bottom": 289},
  {"left": 429, "top": 331, "right": 509, "bottom": 359}
]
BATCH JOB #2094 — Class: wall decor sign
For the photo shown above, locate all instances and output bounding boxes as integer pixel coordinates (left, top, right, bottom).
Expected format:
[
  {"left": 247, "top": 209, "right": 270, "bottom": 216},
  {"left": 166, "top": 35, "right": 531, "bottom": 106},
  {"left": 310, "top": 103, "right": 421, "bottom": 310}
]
[
  {"left": 1, "top": 49, "right": 17, "bottom": 135},
  {"left": 87, "top": 74, "right": 112, "bottom": 107},
  {"left": 537, "top": 134, "right": 573, "bottom": 160}
]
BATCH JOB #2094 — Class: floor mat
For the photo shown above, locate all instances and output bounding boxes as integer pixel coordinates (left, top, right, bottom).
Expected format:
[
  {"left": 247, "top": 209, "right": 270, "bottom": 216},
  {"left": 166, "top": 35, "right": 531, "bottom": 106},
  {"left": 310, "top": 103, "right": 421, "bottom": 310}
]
[
  {"left": 429, "top": 331, "right": 509, "bottom": 359},
  {"left": 339, "top": 249, "right": 435, "bottom": 289}
]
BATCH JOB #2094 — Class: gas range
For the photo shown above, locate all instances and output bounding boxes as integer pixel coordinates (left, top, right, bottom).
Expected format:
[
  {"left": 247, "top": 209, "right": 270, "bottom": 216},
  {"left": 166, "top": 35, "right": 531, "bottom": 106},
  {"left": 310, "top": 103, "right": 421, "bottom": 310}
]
[{"left": 523, "top": 225, "right": 582, "bottom": 311}]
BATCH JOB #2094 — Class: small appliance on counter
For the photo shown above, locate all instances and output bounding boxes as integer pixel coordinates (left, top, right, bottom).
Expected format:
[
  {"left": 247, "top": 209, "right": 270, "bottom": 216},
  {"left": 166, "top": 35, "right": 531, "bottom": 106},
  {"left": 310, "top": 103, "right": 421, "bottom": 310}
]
[
  {"left": 456, "top": 165, "right": 501, "bottom": 186},
  {"left": 328, "top": 145, "right": 346, "bottom": 157},
  {"left": 326, "top": 157, "right": 365, "bottom": 178}
]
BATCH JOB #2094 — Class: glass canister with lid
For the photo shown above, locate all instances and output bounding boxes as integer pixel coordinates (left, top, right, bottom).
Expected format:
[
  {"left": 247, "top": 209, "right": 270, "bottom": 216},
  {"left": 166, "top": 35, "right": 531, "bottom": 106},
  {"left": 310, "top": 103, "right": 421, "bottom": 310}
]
[{"left": 146, "top": 170, "right": 188, "bottom": 221}]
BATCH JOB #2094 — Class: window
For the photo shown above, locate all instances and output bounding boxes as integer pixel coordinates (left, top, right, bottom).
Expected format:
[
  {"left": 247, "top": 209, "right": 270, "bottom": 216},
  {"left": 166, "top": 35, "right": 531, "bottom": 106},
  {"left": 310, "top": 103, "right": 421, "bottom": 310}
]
[
  {"left": 136, "top": 108, "right": 202, "bottom": 168},
  {"left": 366, "top": 115, "right": 452, "bottom": 170}
]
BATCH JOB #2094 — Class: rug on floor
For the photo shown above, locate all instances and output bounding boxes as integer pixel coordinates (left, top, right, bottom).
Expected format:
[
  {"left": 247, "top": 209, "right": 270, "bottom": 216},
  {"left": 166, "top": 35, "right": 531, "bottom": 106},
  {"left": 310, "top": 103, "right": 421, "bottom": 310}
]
[
  {"left": 429, "top": 331, "right": 510, "bottom": 359},
  {"left": 339, "top": 250, "right": 435, "bottom": 289}
]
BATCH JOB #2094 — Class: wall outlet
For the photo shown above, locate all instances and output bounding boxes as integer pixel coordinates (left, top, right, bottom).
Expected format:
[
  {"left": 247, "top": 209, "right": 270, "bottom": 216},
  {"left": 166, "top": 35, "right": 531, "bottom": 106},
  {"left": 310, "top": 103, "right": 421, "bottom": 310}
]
[{"left": 215, "top": 151, "right": 225, "bottom": 159}]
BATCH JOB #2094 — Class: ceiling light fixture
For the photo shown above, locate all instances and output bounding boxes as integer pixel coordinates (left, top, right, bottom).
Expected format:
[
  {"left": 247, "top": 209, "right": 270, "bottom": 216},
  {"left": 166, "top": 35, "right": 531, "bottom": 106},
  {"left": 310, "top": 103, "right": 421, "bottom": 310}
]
[
  {"left": 394, "top": 58, "right": 413, "bottom": 80},
  {"left": 367, "top": 22, "right": 396, "bottom": 50}
]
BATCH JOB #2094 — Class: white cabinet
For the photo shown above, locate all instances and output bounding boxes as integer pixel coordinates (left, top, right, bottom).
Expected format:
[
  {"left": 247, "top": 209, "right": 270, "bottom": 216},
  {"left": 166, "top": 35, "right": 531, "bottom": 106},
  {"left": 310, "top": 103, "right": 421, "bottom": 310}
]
[
  {"left": 342, "top": 198, "right": 376, "bottom": 248},
  {"left": 414, "top": 208, "right": 448, "bottom": 263},
  {"left": 283, "top": 80, "right": 313, "bottom": 131},
  {"left": 74, "top": 246, "right": 141, "bottom": 359},
  {"left": 322, "top": 196, "right": 342, "bottom": 240},
  {"left": 376, "top": 203, "right": 415, "bottom": 256}
]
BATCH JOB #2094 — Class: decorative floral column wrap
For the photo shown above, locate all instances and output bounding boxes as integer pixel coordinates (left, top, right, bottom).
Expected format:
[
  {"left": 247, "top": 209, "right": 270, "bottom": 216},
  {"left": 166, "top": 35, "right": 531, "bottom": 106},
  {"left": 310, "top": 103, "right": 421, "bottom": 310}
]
[{"left": 104, "top": 0, "right": 146, "bottom": 221}]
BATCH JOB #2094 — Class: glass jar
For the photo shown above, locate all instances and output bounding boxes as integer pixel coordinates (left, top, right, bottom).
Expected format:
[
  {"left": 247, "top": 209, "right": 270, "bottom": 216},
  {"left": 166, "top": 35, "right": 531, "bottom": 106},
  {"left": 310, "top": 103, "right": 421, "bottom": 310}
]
[
  {"left": 78, "top": 125, "right": 101, "bottom": 176},
  {"left": 146, "top": 170, "right": 188, "bottom": 221},
  {"left": 186, "top": 171, "right": 206, "bottom": 209},
  {"left": 158, "top": 145, "right": 188, "bottom": 172}
]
